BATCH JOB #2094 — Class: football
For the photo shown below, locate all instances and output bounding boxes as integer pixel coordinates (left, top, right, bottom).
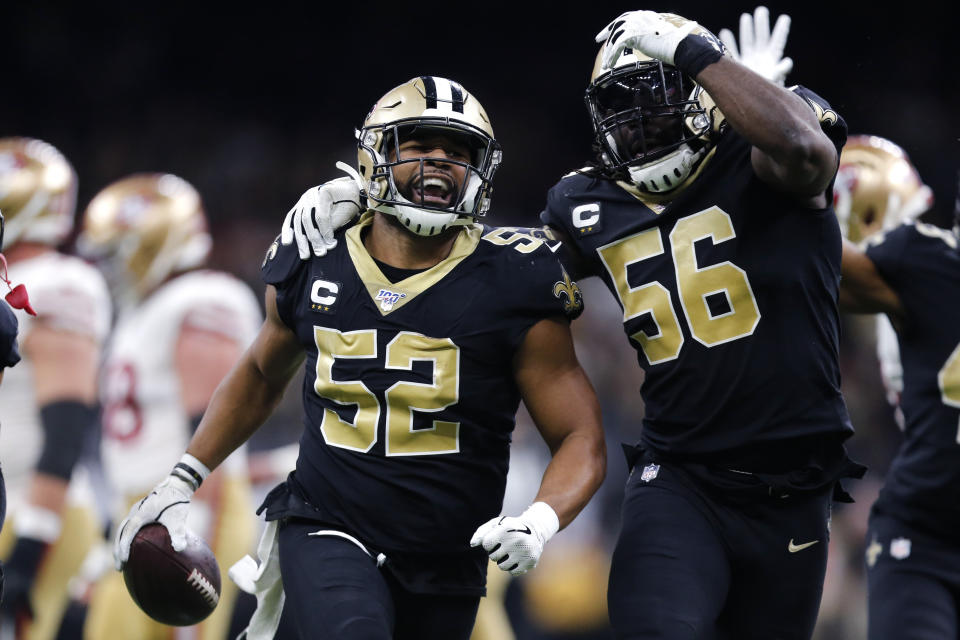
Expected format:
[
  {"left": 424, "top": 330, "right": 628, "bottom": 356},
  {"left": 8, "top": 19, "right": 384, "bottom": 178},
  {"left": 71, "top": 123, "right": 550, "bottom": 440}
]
[{"left": 122, "top": 523, "right": 221, "bottom": 626}]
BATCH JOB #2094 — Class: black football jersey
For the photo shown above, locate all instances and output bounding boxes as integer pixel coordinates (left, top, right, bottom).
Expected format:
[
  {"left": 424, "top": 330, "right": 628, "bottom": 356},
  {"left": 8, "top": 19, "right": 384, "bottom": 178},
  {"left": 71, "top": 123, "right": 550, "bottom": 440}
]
[
  {"left": 542, "top": 86, "right": 852, "bottom": 459},
  {"left": 261, "top": 214, "right": 582, "bottom": 556},
  {"left": 865, "top": 222, "right": 960, "bottom": 537}
]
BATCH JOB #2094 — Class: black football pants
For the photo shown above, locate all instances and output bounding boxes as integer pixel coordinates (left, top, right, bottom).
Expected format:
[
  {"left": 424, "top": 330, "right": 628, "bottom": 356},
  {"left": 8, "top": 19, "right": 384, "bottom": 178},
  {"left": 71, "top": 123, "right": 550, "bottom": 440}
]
[
  {"left": 607, "top": 456, "right": 832, "bottom": 639},
  {"left": 278, "top": 519, "right": 480, "bottom": 640},
  {"left": 866, "top": 511, "right": 960, "bottom": 639}
]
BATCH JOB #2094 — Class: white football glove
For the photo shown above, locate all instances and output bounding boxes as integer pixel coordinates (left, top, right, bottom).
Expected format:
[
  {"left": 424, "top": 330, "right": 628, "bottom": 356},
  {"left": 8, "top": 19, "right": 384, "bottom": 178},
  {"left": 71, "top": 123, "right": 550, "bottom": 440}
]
[
  {"left": 470, "top": 502, "right": 559, "bottom": 576},
  {"left": 113, "top": 474, "right": 194, "bottom": 570},
  {"left": 718, "top": 6, "right": 793, "bottom": 85},
  {"left": 595, "top": 10, "right": 699, "bottom": 69},
  {"left": 280, "top": 164, "right": 363, "bottom": 259}
]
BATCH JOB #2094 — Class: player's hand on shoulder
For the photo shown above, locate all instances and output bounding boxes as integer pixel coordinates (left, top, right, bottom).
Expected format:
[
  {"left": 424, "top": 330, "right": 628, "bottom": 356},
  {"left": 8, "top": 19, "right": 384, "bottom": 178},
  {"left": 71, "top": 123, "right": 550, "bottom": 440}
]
[
  {"left": 114, "top": 456, "right": 208, "bottom": 570},
  {"left": 718, "top": 6, "right": 793, "bottom": 86},
  {"left": 280, "top": 174, "right": 362, "bottom": 260},
  {"left": 469, "top": 502, "right": 559, "bottom": 576}
]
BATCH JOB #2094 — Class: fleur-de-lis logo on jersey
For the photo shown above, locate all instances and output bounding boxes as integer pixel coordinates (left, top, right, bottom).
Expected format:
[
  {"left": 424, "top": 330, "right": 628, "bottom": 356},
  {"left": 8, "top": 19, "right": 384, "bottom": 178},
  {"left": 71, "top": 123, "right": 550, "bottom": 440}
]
[
  {"left": 553, "top": 270, "right": 584, "bottom": 318},
  {"left": 799, "top": 92, "right": 838, "bottom": 126},
  {"left": 262, "top": 238, "right": 279, "bottom": 268}
]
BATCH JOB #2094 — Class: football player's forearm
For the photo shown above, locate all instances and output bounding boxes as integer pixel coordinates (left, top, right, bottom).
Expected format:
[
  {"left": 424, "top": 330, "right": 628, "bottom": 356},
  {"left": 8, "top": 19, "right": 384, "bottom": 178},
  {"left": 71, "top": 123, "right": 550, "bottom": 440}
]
[
  {"left": 25, "top": 474, "right": 69, "bottom": 515},
  {"left": 839, "top": 240, "right": 904, "bottom": 319},
  {"left": 533, "top": 429, "right": 606, "bottom": 530},
  {"left": 186, "top": 353, "right": 292, "bottom": 471},
  {"left": 697, "top": 57, "right": 835, "bottom": 194}
]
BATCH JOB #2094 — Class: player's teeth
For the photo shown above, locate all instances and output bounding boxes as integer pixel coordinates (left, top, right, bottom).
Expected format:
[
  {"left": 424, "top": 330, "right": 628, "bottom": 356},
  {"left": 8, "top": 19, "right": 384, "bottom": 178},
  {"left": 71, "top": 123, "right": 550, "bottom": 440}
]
[{"left": 423, "top": 177, "right": 449, "bottom": 191}]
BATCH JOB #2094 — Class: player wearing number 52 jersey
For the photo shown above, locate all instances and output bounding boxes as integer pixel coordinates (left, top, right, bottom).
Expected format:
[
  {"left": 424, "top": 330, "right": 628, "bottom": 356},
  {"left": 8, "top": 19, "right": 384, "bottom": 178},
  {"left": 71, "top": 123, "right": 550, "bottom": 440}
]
[
  {"left": 837, "top": 153, "right": 960, "bottom": 639},
  {"left": 76, "top": 174, "right": 261, "bottom": 640},
  {"left": 112, "top": 76, "right": 605, "bottom": 640},
  {"left": 539, "top": 11, "right": 865, "bottom": 639}
]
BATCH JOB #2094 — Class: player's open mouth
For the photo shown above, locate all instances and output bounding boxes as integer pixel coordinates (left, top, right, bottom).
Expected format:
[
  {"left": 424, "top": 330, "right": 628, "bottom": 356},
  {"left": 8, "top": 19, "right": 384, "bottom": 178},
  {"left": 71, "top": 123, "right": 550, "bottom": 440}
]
[{"left": 413, "top": 175, "right": 455, "bottom": 207}]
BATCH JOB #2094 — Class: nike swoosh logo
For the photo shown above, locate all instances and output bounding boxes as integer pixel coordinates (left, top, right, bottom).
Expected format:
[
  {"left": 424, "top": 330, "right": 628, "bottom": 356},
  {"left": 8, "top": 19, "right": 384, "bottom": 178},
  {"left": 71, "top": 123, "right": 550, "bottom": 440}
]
[
  {"left": 506, "top": 526, "right": 532, "bottom": 535},
  {"left": 788, "top": 539, "right": 819, "bottom": 553},
  {"left": 547, "top": 242, "right": 563, "bottom": 253}
]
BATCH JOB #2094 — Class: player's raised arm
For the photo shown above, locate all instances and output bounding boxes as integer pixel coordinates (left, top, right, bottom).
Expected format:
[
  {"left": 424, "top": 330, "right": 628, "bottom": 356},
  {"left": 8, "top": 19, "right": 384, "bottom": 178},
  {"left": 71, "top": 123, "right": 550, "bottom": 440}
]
[{"left": 471, "top": 315, "right": 605, "bottom": 576}]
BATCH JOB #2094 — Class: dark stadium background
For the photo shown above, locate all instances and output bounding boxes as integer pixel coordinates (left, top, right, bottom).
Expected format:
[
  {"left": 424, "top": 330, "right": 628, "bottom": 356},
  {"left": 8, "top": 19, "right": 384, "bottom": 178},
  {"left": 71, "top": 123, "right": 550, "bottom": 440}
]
[{"left": 3, "top": 3, "right": 956, "bottom": 637}]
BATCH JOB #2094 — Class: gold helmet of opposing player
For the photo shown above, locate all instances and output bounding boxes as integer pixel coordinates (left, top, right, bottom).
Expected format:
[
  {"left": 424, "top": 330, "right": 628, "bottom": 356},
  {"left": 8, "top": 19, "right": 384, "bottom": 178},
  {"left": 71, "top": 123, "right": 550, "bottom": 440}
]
[
  {"left": 357, "top": 76, "right": 502, "bottom": 236},
  {"left": 585, "top": 14, "right": 725, "bottom": 194},
  {"left": 0, "top": 137, "right": 78, "bottom": 247},
  {"left": 833, "top": 135, "right": 933, "bottom": 242},
  {"left": 78, "top": 173, "right": 211, "bottom": 307}
]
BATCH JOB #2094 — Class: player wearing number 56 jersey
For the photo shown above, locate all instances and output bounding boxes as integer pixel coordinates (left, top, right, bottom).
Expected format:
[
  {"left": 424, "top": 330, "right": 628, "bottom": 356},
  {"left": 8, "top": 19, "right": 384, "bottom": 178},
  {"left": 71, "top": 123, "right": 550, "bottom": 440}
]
[
  {"left": 112, "top": 76, "right": 605, "bottom": 640},
  {"left": 837, "top": 154, "right": 960, "bottom": 639},
  {"left": 539, "top": 11, "right": 864, "bottom": 639}
]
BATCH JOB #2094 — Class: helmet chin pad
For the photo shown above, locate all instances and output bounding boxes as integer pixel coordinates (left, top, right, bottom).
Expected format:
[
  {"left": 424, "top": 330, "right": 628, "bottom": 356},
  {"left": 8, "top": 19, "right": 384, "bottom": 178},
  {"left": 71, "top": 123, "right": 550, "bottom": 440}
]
[
  {"left": 374, "top": 201, "right": 472, "bottom": 237},
  {"left": 627, "top": 144, "right": 706, "bottom": 193}
]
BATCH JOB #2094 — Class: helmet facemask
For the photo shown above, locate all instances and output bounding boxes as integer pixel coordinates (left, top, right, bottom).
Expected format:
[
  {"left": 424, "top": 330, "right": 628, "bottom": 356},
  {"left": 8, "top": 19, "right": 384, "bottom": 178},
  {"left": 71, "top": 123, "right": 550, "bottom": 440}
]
[
  {"left": 360, "top": 118, "right": 501, "bottom": 236},
  {"left": 586, "top": 60, "right": 712, "bottom": 193}
]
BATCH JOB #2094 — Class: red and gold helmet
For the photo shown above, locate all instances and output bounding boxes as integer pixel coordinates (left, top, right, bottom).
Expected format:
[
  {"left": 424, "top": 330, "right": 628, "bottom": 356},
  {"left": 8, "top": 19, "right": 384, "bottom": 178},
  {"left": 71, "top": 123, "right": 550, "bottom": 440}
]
[
  {"left": 833, "top": 135, "right": 933, "bottom": 242},
  {"left": 0, "top": 137, "right": 77, "bottom": 247},
  {"left": 78, "top": 173, "right": 211, "bottom": 306}
]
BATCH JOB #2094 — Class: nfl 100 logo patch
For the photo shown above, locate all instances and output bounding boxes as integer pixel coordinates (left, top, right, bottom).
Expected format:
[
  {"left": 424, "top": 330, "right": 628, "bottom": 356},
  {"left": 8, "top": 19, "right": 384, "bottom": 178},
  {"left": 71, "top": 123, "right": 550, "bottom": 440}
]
[{"left": 375, "top": 288, "right": 407, "bottom": 311}]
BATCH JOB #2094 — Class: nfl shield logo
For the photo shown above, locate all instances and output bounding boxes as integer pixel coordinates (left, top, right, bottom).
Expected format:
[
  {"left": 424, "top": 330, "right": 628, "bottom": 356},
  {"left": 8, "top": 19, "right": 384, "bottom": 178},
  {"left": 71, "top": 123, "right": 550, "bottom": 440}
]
[
  {"left": 640, "top": 463, "right": 660, "bottom": 482},
  {"left": 890, "top": 537, "right": 912, "bottom": 560}
]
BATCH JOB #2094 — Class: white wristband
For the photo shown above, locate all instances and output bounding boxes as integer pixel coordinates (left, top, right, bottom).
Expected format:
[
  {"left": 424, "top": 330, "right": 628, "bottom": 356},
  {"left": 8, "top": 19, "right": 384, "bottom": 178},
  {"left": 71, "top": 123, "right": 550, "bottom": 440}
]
[
  {"left": 172, "top": 453, "right": 212, "bottom": 490},
  {"left": 14, "top": 504, "right": 63, "bottom": 543},
  {"left": 522, "top": 502, "right": 560, "bottom": 542}
]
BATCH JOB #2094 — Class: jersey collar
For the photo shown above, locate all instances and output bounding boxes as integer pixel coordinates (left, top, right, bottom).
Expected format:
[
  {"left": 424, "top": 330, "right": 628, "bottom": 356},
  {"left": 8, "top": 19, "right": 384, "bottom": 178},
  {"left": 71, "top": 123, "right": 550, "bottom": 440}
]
[{"left": 345, "top": 212, "right": 483, "bottom": 315}]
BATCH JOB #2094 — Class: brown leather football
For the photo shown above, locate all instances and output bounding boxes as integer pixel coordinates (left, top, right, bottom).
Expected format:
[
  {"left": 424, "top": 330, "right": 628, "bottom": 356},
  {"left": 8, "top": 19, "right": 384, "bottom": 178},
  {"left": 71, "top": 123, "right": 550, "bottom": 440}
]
[{"left": 122, "top": 523, "right": 221, "bottom": 626}]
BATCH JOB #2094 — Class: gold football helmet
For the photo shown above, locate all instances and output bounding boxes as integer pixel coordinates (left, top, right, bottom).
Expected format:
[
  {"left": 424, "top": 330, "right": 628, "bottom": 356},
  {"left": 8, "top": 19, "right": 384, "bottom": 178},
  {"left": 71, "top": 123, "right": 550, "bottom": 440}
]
[
  {"left": 585, "top": 14, "right": 725, "bottom": 193},
  {"left": 78, "top": 174, "right": 211, "bottom": 307},
  {"left": 357, "top": 76, "right": 502, "bottom": 236},
  {"left": 0, "top": 137, "right": 77, "bottom": 247},
  {"left": 833, "top": 135, "right": 933, "bottom": 242}
]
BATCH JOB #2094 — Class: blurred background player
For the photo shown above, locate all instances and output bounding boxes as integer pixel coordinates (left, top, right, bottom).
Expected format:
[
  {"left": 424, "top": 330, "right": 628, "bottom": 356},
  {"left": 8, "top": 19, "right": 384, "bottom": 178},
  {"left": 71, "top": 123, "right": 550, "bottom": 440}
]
[
  {"left": 76, "top": 173, "right": 261, "bottom": 640},
  {"left": 834, "top": 135, "right": 935, "bottom": 424},
  {"left": 835, "top": 143, "right": 960, "bottom": 639},
  {"left": 0, "top": 138, "right": 111, "bottom": 640}
]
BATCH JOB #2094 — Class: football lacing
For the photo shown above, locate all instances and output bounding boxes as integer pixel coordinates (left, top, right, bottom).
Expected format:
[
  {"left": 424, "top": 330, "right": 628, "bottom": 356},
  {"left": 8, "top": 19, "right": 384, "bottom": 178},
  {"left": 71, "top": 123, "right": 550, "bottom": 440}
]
[{"left": 187, "top": 568, "right": 219, "bottom": 607}]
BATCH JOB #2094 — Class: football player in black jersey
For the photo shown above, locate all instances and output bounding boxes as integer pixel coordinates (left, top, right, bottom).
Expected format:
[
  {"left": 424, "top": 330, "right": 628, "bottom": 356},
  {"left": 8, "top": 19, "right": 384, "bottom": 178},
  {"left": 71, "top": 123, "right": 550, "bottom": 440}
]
[
  {"left": 112, "top": 76, "right": 606, "bottom": 640},
  {"left": 533, "top": 10, "right": 866, "bottom": 638},
  {"left": 1, "top": 209, "right": 25, "bottom": 564},
  {"left": 835, "top": 142, "right": 960, "bottom": 640}
]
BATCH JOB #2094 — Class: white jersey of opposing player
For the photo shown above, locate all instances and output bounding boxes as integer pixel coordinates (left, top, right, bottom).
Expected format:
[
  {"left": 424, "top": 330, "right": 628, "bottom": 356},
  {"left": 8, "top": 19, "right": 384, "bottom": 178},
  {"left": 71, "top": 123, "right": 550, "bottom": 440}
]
[
  {"left": 100, "top": 270, "right": 261, "bottom": 502},
  {"left": 0, "top": 251, "right": 112, "bottom": 511}
]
